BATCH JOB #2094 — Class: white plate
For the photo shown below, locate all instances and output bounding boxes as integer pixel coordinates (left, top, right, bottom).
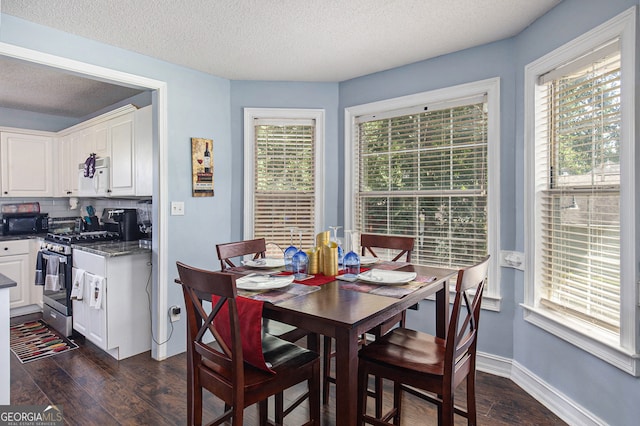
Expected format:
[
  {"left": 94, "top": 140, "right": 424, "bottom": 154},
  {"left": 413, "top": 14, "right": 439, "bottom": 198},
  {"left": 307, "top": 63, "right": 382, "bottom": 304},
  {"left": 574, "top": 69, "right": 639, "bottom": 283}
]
[
  {"left": 242, "top": 258, "right": 285, "bottom": 268},
  {"left": 236, "top": 274, "right": 294, "bottom": 291},
  {"left": 359, "top": 256, "right": 379, "bottom": 265},
  {"left": 356, "top": 269, "right": 417, "bottom": 285}
]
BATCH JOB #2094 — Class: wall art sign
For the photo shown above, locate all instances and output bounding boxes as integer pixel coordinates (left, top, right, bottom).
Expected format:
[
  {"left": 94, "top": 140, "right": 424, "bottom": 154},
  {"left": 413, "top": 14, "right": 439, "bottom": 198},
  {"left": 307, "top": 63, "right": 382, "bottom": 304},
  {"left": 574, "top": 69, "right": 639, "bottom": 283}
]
[{"left": 191, "top": 137, "right": 214, "bottom": 197}]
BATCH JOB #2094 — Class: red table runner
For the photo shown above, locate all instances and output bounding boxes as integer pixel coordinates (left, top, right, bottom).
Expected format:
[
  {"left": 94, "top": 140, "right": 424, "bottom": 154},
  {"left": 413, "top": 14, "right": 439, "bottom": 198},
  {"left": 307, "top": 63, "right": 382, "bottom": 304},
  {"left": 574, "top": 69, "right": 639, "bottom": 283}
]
[{"left": 211, "top": 295, "right": 273, "bottom": 373}]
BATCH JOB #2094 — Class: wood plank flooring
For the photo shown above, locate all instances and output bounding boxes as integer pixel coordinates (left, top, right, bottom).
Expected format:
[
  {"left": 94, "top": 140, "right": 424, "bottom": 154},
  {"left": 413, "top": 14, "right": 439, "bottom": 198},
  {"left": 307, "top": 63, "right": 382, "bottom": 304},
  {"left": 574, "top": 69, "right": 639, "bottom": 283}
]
[{"left": 10, "top": 318, "right": 566, "bottom": 425}]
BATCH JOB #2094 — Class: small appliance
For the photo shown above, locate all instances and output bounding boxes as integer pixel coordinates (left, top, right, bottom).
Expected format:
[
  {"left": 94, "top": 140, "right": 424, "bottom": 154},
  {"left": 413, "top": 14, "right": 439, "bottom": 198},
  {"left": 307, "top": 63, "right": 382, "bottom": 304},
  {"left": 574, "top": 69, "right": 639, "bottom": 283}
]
[
  {"left": 2, "top": 213, "right": 48, "bottom": 235},
  {"left": 103, "top": 208, "right": 140, "bottom": 241}
]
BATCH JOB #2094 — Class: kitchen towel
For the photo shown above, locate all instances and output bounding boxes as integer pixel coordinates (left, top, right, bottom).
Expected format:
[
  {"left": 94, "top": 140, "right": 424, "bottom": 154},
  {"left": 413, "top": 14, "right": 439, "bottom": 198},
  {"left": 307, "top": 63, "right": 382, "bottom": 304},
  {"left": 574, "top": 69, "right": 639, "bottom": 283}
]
[
  {"left": 44, "top": 255, "right": 60, "bottom": 291},
  {"left": 88, "top": 274, "right": 104, "bottom": 309},
  {"left": 34, "top": 251, "right": 45, "bottom": 286},
  {"left": 71, "top": 269, "right": 85, "bottom": 300}
]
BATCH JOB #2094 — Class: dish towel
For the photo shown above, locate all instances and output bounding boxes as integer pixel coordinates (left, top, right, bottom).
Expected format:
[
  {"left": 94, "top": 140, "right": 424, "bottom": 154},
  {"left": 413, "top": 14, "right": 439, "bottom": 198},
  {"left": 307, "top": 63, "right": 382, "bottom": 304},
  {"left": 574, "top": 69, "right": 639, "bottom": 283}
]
[
  {"left": 71, "top": 269, "right": 86, "bottom": 300},
  {"left": 34, "top": 251, "right": 45, "bottom": 286},
  {"left": 89, "top": 274, "right": 105, "bottom": 309},
  {"left": 44, "top": 256, "right": 60, "bottom": 291}
]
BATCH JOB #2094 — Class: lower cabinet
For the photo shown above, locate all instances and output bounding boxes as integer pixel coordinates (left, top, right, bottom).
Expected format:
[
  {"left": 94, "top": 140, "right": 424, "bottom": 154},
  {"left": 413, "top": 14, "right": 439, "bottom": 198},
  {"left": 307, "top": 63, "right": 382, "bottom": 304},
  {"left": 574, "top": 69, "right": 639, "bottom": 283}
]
[
  {"left": 2, "top": 239, "right": 41, "bottom": 313},
  {"left": 72, "top": 249, "right": 151, "bottom": 360}
]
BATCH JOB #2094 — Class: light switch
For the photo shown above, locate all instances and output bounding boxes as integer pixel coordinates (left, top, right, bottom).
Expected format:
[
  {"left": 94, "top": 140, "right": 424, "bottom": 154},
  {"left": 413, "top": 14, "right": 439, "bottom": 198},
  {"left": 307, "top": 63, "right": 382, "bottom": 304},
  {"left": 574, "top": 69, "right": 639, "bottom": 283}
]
[{"left": 171, "top": 201, "right": 185, "bottom": 216}]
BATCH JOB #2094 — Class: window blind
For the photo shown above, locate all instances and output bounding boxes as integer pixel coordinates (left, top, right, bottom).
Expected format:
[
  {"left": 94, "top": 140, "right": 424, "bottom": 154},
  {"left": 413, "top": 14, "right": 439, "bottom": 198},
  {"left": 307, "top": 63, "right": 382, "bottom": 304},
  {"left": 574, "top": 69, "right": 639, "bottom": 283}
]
[
  {"left": 253, "top": 120, "right": 316, "bottom": 253},
  {"left": 354, "top": 101, "right": 488, "bottom": 268},
  {"left": 538, "top": 43, "right": 621, "bottom": 333}
]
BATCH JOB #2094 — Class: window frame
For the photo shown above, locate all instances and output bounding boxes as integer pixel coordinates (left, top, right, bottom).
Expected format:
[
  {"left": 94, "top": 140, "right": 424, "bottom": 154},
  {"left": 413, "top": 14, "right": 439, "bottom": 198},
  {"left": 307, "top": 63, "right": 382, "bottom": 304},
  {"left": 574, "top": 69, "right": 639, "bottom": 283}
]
[
  {"left": 243, "top": 108, "right": 325, "bottom": 244},
  {"left": 523, "top": 7, "right": 639, "bottom": 375},
  {"left": 344, "top": 78, "right": 501, "bottom": 310}
]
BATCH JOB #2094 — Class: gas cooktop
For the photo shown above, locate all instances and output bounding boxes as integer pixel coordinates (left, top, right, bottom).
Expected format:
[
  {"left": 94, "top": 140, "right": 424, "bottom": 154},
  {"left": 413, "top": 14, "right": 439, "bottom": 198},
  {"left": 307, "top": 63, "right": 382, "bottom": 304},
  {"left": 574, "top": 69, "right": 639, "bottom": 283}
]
[{"left": 46, "top": 231, "right": 121, "bottom": 244}]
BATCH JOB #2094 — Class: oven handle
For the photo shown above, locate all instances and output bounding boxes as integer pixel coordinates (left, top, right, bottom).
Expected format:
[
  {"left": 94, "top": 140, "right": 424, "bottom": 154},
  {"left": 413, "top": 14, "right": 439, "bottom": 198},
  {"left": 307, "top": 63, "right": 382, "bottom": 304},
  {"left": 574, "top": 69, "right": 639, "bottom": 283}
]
[{"left": 40, "top": 251, "right": 68, "bottom": 264}]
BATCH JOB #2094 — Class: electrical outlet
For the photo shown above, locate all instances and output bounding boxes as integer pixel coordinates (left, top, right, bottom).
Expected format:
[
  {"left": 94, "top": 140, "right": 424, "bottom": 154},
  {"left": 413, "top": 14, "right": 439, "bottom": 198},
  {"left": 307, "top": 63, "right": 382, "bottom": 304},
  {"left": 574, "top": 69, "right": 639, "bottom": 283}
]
[
  {"left": 169, "top": 305, "right": 181, "bottom": 322},
  {"left": 500, "top": 250, "right": 525, "bottom": 271},
  {"left": 171, "top": 201, "right": 185, "bottom": 216}
]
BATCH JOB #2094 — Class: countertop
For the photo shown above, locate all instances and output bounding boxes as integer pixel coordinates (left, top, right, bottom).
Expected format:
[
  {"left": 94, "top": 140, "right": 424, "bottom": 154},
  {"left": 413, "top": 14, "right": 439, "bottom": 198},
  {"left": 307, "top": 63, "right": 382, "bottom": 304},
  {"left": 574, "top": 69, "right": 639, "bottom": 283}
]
[
  {"left": 0, "top": 233, "right": 47, "bottom": 242},
  {"left": 71, "top": 240, "right": 151, "bottom": 257},
  {"left": 0, "top": 233, "right": 151, "bottom": 257},
  {"left": 0, "top": 272, "right": 16, "bottom": 289},
  {"left": 71, "top": 240, "right": 152, "bottom": 257}
]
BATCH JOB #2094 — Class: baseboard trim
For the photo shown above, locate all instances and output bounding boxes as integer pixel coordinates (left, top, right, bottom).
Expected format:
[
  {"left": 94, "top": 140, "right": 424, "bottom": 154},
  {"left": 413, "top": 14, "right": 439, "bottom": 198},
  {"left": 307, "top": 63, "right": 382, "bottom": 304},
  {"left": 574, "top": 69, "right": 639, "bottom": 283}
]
[{"left": 477, "top": 352, "right": 606, "bottom": 426}]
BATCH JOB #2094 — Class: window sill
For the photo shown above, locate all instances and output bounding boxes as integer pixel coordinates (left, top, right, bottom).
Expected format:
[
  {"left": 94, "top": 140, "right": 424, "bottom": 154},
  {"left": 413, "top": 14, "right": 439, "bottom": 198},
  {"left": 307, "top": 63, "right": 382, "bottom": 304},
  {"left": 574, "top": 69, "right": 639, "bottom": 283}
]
[{"left": 521, "top": 304, "right": 640, "bottom": 376}]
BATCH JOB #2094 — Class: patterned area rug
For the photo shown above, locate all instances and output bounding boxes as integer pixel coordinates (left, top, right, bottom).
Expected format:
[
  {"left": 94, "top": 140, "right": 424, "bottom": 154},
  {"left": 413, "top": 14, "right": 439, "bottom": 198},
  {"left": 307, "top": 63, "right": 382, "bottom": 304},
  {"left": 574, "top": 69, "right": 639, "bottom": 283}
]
[{"left": 10, "top": 320, "right": 78, "bottom": 363}]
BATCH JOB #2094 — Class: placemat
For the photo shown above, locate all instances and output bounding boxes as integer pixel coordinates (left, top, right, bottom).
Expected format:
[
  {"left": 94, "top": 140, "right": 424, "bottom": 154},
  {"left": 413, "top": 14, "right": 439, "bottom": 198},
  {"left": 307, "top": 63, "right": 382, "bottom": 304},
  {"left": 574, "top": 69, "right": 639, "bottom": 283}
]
[
  {"left": 238, "top": 283, "right": 321, "bottom": 304},
  {"left": 338, "top": 274, "right": 437, "bottom": 298},
  {"left": 10, "top": 320, "right": 78, "bottom": 363}
]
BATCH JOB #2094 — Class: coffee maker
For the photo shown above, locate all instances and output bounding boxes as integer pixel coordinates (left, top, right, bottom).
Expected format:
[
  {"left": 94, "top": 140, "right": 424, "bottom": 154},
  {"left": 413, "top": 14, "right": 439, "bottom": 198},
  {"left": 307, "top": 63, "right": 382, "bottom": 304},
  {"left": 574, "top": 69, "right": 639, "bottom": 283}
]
[{"left": 103, "top": 208, "right": 140, "bottom": 241}]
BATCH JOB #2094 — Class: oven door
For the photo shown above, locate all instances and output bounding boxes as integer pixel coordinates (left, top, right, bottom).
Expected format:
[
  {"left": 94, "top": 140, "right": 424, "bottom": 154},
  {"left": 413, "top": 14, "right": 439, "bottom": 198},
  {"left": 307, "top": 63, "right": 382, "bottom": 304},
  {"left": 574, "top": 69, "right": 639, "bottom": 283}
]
[{"left": 38, "top": 250, "right": 73, "bottom": 316}]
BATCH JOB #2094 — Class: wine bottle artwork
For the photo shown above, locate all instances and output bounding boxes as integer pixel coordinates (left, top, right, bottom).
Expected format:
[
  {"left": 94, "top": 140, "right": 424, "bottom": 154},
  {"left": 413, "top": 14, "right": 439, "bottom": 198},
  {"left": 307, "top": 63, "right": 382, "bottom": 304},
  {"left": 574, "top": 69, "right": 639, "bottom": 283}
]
[
  {"left": 203, "top": 142, "right": 211, "bottom": 173},
  {"left": 191, "top": 137, "right": 214, "bottom": 197}
]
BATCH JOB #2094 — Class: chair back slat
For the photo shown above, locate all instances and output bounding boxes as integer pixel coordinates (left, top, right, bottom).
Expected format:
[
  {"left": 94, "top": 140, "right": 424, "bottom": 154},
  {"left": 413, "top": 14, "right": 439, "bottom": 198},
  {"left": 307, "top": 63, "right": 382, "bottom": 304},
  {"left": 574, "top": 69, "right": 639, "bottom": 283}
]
[
  {"left": 360, "top": 234, "right": 415, "bottom": 262},
  {"left": 176, "top": 261, "right": 245, "bottom": 394},
  {"left": 445, "top": 256, "right": 490, "bottom": 376},
  {"left": 216, "top": 238, "right": 267, "bottom": 270}
]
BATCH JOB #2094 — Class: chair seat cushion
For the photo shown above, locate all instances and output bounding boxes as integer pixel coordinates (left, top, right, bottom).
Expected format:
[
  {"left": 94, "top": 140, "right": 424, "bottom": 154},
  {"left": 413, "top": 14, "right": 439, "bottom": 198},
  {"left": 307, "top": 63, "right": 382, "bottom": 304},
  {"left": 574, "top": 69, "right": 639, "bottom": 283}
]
[
  {"left": 201, "top": 333, "right": 318, "bottom": 395},
  {"left": 358, "top": 328, "right": 446, "bottom": 376}
]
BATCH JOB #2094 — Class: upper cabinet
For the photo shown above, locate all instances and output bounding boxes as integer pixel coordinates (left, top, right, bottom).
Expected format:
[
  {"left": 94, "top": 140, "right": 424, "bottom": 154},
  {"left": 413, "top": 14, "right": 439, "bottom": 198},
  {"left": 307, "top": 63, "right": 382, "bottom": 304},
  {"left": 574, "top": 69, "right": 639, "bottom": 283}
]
[
  {"left": 56, "top": 104, "right": 153, "bottom": 198},
  {"left": 0, "top": 132, "right": 54, "bottom": 197}
]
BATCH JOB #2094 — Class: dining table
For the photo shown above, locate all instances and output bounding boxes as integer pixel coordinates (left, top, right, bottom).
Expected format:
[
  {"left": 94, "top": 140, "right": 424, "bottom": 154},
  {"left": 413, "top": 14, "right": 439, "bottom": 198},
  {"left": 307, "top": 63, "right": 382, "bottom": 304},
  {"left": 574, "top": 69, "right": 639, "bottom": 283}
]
[{"left": 233, "top": 262, "right": 457, "bottom": 426}]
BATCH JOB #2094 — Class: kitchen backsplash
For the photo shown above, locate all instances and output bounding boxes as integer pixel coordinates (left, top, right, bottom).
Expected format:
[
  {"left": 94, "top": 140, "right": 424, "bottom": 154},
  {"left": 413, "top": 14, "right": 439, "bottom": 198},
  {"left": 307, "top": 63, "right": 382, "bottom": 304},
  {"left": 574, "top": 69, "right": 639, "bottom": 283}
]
[{"left": 0, "top": 197, "right": 152, "bottom": 225}]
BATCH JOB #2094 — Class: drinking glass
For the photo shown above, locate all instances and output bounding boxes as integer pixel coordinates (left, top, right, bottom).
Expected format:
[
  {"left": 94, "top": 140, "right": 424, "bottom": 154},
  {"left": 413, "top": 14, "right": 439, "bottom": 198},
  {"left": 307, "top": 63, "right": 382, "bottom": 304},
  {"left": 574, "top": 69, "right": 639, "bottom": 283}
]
[
  {"left": 342, "top": 229, "right": 360, "bottom": 278},
  {"left": 329, "top": 225, "right": 344, "bottom": 266},
  {"left": 292, "top": 230, "right": 309, "bottom": 279},
  {"left": 283, "top": 227, "right": 298, "bottom": 272}
]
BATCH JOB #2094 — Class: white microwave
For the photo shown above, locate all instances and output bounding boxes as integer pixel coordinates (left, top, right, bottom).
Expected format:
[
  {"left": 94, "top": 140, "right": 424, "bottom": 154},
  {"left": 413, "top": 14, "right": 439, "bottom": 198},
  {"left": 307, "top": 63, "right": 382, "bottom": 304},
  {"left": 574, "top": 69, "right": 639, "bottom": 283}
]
[{"left": 78, "top": 157, "right": 110, "bottom": 197}]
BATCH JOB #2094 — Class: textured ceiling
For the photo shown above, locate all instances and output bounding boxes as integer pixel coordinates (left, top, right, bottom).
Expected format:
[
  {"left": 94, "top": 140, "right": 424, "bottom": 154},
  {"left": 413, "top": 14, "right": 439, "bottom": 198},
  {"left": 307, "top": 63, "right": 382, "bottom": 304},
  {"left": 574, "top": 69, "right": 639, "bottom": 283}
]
[{"left": 1, "top": 0, "right": 560, "bottom": 117}]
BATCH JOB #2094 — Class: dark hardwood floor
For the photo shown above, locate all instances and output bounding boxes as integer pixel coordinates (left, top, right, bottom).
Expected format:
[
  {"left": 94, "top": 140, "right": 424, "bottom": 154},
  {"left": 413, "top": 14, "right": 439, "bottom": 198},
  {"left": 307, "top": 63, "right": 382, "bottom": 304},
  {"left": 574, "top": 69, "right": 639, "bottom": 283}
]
[{"left": 10, "top": 316, "right": 566, "bottom": 425}]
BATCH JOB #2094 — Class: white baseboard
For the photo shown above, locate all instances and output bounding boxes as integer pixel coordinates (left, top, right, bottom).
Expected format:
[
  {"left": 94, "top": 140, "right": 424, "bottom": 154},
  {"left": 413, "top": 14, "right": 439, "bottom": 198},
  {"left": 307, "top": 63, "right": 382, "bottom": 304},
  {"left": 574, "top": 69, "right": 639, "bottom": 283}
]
[
  {"left": 476, "top": 352, "right": 606, "bottom": 426},
  {"left": 10, "top": 304, "right": 42, "bottom": 318}
]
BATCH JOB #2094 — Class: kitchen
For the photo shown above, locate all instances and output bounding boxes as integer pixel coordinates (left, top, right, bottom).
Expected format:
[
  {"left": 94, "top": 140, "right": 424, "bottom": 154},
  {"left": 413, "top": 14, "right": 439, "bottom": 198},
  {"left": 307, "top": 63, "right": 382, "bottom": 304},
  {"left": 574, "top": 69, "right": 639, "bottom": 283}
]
[{"left": 0, "top": 87, "right": 156, "bottom": 361}]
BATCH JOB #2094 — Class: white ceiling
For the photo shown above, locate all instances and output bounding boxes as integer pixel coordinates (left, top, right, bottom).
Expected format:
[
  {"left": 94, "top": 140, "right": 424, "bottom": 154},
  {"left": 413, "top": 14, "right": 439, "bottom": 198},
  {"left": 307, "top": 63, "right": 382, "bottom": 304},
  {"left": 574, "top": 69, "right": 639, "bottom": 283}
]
[{"left": 1, "top": 0, "right": 560, "bottom": 117}]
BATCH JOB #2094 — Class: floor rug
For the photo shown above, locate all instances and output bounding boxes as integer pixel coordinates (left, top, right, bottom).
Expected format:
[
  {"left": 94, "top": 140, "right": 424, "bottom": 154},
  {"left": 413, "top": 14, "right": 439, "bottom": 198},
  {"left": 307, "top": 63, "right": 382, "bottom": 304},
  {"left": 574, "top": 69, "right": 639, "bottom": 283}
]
[{"left": 10, "top": 320, "right": 78, "bottom": 363}]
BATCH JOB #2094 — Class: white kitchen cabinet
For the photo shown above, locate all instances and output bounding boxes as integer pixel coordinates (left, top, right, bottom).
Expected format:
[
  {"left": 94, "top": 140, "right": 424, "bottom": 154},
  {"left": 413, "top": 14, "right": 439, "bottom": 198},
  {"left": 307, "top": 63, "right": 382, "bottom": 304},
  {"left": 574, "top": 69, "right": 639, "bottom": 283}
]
[
  {"left": 57, "top": 128, "right": 90, "bottom": 197},
  {"left": 59, "top": 104, "right": 152, "bottom": 198},
  {"left": 72, "top": 249, "right": 151, "bottom": 360},
  {"left": 108, "top": 111, "right": 136, "bottom": 197},
  {"left": 134, "top": 105, "right": 153, "bottom": 196},
  {"left": 0, "top": 240, "right": 40, "bottom": 311},
  {"left": 0, "top": 132, "right": 54, "bottom": 197}
]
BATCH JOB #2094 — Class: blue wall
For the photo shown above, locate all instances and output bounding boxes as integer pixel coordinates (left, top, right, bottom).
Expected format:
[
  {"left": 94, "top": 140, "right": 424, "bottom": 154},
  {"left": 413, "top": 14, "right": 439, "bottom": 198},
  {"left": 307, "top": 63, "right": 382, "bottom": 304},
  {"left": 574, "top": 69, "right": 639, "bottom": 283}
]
[
  {"left": 229, "top": 81, "right": 340, "bottom": 240},
  {"left": 2, "top": 0, "right": 640, "bottom": 423}
]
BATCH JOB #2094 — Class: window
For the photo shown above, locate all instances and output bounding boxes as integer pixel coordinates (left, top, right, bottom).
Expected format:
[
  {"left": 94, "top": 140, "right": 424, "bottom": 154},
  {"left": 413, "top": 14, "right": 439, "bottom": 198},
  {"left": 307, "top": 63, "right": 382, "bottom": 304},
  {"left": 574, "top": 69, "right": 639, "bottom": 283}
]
[
  {"left": 345, "top": 78, "right": 501, "bottom": 308},
  {"left": 243, "top": 108, "right": 324, "bottom": 254},
  {"left": 524, "top": 9, "right": 638, "bottom": 374}
]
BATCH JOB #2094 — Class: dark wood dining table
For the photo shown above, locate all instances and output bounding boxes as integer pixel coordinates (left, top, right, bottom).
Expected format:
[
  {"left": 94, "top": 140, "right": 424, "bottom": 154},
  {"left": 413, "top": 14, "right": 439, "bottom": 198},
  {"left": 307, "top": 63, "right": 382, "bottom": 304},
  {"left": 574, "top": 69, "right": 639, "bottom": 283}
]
[{"left": 260, "top": 263, "right": 457, "bottom": 425}]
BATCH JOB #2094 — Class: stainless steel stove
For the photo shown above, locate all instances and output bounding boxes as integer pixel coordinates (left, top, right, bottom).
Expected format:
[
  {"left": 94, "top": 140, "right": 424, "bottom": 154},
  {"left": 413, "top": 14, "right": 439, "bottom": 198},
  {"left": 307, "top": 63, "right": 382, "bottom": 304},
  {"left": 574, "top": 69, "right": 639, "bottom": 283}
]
[{"left": 38, "top": 230, "right": 120, "bottom": 336}]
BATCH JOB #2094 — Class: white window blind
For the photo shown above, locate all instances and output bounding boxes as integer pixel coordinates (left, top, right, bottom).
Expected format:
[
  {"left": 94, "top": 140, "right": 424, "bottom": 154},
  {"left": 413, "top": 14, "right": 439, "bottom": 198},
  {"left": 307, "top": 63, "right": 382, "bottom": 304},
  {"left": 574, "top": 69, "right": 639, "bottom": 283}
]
[
  {"left": 252, "top": 118, "right": 316, "bottom": 252},
  {"left": 537, "top": 43, "right": 621, "bottom": 333},
  {"left": 354, "top": 99, "right": 488, "bottom": 269}
]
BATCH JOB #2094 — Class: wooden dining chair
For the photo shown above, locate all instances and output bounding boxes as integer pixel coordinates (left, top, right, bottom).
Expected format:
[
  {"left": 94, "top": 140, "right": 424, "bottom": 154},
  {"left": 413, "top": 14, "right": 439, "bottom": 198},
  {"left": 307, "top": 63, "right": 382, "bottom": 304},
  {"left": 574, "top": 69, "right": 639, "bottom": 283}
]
[
  {"left": 356, "top": 255, "right": 490, "bottom": 426},
  {"left": 216, "top": 238, "right": 311, "bottom": 344},
  {"left": 322, "top": 233, "right": 415, "bottom": 412},
  {"left": 176, "top": 261, "right": 321, "bottom": 426},
  {"left": 216, "top": 237, "right": 267, "bottom": 271}
]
